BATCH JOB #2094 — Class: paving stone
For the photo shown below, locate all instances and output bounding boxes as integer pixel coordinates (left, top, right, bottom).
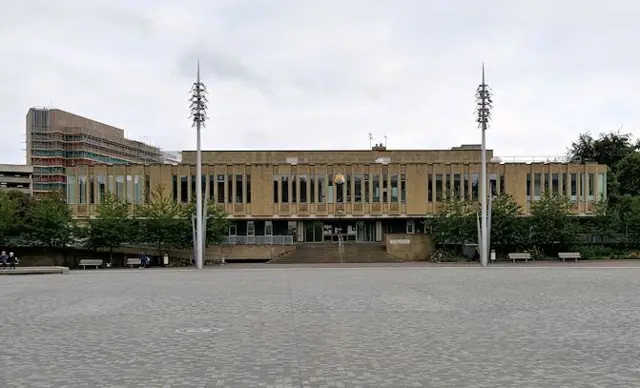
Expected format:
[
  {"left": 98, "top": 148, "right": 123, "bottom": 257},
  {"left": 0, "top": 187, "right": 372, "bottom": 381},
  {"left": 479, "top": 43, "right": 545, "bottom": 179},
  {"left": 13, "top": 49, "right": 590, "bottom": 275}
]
[{"left": 0, "top": 267, "right": 639, "bottom": 387}]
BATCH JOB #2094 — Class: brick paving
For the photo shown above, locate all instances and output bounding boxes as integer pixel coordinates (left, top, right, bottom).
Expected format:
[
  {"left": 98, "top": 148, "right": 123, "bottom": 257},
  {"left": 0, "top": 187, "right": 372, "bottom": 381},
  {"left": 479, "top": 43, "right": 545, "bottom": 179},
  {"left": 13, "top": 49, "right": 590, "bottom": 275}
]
[{"left": 1, "top": 265, "right": 639, "bottom": 387}]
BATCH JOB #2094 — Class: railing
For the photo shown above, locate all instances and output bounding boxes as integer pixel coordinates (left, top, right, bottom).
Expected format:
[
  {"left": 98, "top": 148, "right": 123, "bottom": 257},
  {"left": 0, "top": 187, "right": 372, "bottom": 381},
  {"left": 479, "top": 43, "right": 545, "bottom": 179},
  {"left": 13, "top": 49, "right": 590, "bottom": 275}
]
[
  {"left": 497, "top": 155, "right": 569, "bottom": 163},
  {"left": 223, "top": 235, "right": 294, "bottom": 245}
]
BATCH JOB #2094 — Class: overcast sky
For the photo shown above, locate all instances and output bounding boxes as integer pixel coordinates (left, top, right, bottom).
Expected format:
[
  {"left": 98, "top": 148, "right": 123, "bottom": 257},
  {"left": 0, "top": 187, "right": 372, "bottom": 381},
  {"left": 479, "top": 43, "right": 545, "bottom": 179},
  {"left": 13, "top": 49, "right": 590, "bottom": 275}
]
[{"left": 1, "top": 0, "right": 638, "bottom": 164}]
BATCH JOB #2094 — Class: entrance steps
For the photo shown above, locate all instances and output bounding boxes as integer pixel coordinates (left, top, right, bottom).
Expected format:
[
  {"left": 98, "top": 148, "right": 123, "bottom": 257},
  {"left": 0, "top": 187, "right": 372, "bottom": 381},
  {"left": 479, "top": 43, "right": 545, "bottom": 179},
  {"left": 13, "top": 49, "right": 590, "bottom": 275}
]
[{"left": 267, "top": 242, "right": 398, "bottom": 264}]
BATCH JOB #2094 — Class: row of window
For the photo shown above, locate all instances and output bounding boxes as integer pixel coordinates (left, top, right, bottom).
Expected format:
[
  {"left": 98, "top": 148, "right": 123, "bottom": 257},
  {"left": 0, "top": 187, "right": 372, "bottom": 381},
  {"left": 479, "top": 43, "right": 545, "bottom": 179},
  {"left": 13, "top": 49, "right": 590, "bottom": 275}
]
[
  {"left": 427, "top": 173, "right": 505, "bottom": 202},
  {"left": 67, "top": 175, "right": 150, "bottom": 205},
  {"left": 272, "top": 174, "right": 407, "bottom": 204},
  {"left": 32, "top": 150, "right": 132, "bottom": 164},
  {"left": 525, "top": 172, "right": 606, "bottom": 201},
  {"left": 172, "top": 175, "right": 253, "bottom": 204}
]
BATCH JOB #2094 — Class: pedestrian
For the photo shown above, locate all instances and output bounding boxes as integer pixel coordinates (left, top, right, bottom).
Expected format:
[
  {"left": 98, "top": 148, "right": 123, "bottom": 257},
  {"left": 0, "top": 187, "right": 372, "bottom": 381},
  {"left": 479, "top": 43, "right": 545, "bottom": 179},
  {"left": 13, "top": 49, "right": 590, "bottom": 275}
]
[
  {"left": 0, "top": 251, "right": 7, "bottom": 269},
  {"left": 8, "top": 252, "right": 18, "bottom": 269}
]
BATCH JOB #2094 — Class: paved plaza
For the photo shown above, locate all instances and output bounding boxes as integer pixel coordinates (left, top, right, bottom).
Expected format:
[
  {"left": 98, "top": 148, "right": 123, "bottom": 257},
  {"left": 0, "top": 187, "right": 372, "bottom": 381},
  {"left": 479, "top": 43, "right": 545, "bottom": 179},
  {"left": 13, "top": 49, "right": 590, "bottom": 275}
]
[{"left": 1, "top": 265, "right": 640, "bottom": 387}]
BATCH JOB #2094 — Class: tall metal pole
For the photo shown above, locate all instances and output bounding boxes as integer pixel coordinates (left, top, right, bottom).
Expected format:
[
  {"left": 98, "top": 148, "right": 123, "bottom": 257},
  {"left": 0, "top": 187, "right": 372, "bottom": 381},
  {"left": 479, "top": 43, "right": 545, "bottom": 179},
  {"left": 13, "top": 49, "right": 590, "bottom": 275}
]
[
  {"left": 190, "top": 61, "right": 208, "bottom": 270},
  {"left": 476, "top": 63, "right": 493, "bottom": 267}
]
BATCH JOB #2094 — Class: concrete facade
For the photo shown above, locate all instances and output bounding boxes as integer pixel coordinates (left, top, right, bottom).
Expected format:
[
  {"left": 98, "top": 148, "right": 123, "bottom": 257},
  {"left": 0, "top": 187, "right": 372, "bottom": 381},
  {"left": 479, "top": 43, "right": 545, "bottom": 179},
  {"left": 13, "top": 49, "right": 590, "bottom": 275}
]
[
  {"left": 0, "top": 164, "right": 33, "bottom": 195},
  {"left": 26, "top": 108, "right": 162, "bottom": 195},
  {"left": 65, "top": 147, "right": 607, "bottom": 245}
]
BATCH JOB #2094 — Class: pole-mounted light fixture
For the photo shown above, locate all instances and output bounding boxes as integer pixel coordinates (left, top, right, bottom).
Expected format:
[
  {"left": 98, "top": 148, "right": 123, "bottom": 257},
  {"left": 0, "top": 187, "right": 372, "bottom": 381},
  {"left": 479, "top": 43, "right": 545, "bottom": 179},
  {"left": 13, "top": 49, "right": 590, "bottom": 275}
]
[
  {"left": 475, "top": 63, "right": 493, "bottom": 267},
  {"left": 189, "top": 61, "right": 208, "bottom": 270}
]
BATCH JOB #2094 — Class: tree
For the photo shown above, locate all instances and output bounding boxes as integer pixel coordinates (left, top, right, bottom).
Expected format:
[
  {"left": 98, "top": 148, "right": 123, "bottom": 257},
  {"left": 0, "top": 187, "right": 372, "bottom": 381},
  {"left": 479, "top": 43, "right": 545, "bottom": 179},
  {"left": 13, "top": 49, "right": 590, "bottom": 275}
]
[
  {"left": 0, "top": 191, "right": 19, "bottom": 246},
  {"left": 24, "top": 195, "right": 74, "bottom": 265},
  {"left": 614, "top": 151, "right": 640, "bottom": 197},
  {"left": 489, "top": 194, "right": 525, "bottom": 254},
  {"left": 427, "top": 196, "right": 476, "bottom": 254},
  {"left": 85, "top": 192, "right": 132, "bottom": 264},
  {"left": 529, "top": 191, "right": 577, "bottom": 255},
  {"left": 180, "top": 198, "right": 229, "bottom": 247},
  {"left": 135, "top": 185, "right": 184, "bottom": 257}
]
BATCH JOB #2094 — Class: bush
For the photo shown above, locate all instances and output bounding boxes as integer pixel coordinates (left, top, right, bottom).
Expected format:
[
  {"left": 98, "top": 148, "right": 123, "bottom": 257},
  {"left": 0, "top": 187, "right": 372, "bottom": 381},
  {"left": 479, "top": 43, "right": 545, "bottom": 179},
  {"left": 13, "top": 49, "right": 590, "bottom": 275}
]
[{"left": 578, "top": 246, "right": 618, "bottom": 260}]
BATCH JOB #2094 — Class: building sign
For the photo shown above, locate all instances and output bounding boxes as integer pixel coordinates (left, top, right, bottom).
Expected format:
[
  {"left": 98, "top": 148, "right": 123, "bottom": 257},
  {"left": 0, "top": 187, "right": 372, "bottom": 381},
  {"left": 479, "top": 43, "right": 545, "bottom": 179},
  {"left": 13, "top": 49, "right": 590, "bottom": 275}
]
[{"left": 389, "top": 239, "right": 410, "bottom": 245}]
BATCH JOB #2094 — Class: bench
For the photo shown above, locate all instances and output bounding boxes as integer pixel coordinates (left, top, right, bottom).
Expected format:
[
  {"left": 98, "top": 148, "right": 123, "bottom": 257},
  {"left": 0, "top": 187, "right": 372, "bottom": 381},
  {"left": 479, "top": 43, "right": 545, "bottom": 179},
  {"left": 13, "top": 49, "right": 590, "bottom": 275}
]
[
  {"left": 508, "top": 252, "right": 533, "bottom": 263},
  {"left": 78, "top": 259, "right": 103, "bottom": 269},
  {"left": 558, "top": 252, "right": 581, "bottom": 263},
  {"left": 126, "top": 257, "right": 142, "bottom": 268}
]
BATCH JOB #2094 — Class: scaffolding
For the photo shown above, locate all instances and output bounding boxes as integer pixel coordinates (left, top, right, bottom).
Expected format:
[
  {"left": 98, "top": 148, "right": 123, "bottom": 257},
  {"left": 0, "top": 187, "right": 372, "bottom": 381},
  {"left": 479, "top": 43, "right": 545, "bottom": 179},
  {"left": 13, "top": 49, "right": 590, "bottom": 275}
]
[{"left": 28, "top": 108, "right": 163, "bottom": 194}]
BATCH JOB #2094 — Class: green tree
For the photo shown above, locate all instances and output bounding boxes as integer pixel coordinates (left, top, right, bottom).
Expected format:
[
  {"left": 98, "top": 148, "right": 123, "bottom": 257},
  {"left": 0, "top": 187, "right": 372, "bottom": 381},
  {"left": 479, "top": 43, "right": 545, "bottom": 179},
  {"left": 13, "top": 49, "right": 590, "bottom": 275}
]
[
  {"left": 427, "top": 196, "right": 476, "bottom": 254},
  {"left": 85, "top": 192, "right": 132, "bottom": 264},
  {"left": 0, "top": 191, "right": 19, "bottom": 246},
  {"left": 180, "top": 198, "right": 229, "bottom": 247},
  {"left": 614, "top": 151, "right": 640, "bottom": 196},
  {"left": 529, "top": 191, "right": 577, "bottom": 255},
  {"left": 135, "top": 185, "right": 183, "bottom": 257},
  {"left": 489, "top": 194, "right": 524, "bottom": 254},
  {"left": 24, "top": 195, "right": 74, "bottom": 265}
]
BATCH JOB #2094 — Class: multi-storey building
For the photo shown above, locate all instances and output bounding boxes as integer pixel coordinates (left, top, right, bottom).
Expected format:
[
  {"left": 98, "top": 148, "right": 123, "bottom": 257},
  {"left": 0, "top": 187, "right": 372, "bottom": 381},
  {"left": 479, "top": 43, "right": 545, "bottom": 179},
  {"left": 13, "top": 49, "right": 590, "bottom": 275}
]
[
  {"left": 0, "top": 164, "right": 33, "bottom": 195},
  {"left": 26, "top": 108, "right": 163, "bottom": 195},
  {"left": 65, "top": 145, "right": 608, "bottom": 244}
]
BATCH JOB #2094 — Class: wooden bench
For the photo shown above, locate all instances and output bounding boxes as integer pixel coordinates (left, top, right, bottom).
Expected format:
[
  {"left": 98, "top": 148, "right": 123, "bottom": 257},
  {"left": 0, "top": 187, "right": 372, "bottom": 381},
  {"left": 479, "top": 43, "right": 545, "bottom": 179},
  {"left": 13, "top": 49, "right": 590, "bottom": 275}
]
[
  {"left": 508, "top": 252, "right": 532, "bottom": 263},
  {"left": 126, "top": 258, "right": 142, "bottom": 268},
  {"left": 558, "top": 252, "right": 581, "bottom": 263},
  {"left": 78, "top": 259, "right": 103, "bottom": 269}
]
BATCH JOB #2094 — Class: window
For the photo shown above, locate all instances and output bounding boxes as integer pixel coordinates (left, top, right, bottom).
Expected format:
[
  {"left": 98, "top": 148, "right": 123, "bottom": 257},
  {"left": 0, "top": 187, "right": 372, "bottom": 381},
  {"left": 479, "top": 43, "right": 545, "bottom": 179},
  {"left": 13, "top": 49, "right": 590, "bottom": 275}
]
[
  {"left": 78, "top": 175, "right": 86, "bottom": 204},
  {"left": 227, "top": 174, "right": 233, "bottom": 203},
  {"left": 309, "top": 175, "right": 315, "bottom": 203},
  {"left": 354, "top": 175, "right": 362, "bottom": 202},
  {"left": 453, "top": 173, "right": 461, "bottom": 198},
  {"left": 588, "top": 173, "right": 595, "bottom": 200},
  {"left": 471, "top": 174, "right": 479, "bottom": 200},
  {"left": 598, "top": 173, "right": 606, "bottom": 200},
  {"left": 89, "top": 176, "right": 95, "bottom": 204},
  {"left": 552, "top": 173, "right": 559, "bottom": 195},
  {"left": 489, "top": 174, "right": 497, "bottom": 196},
  {"left": 172, "top": 175, "right": 178, "bottom": 202},
  {"left": 570, "top": 173, "right": 577, "bottom": 200},
  {"left": 428, "top": 174, "right": 433, "bottom": 202},
  {"left": 526, "top": 173, "right": 531, "bottom": 200},
  {"left": 273, "top": 175, "right": 279, "bottom": 203},
  {"left": 318, "top": 175, "right": 325, "bottom": 203},
  {"left": 463, "top": 174, "right": 469, "bottom": 198},
  {"left": 133, "top": 176, "right": 142, "bottom": 204},
  {"left": 327, "top": 175, "right": 334, "bottom": 204},
  {"left": 400, "top": 174, "right": 406, "bottom": 203},
  {"left": 229, "top": 223, "right": 237, "bottom": 236},
  {"left": 116, "top": 176, "right": 124, "bottom": 201},
  {"left": 346, "top": 174, "right": 351, "bottom": 202},
  {"left": 217, "top": 175, "right": 225, "bottom": 203},
  {"left": 406, "top": 220, "right": 415, "bottom": 234},
  {"left": 265, "top": 221, "right": 273, "bottom": 236},
  {"left": 534, "top": 173, "right": 542, "bottom": 199},
  {"left": 391, "top": 174, "right": 398, "bottom": 202},
  {"left": 373, "top": 174, "right": 380, "bottom": 202},
  {"left": 382, "top": 174, "right": 388, "bottom": 202},
  {"left": 435, "top": 174, "right": 443, "bottom": 201},
  {"left": 98, "top": 175, "right": 106, "bottom": 202},
  {"left": 145, "top": 175, "right": 150, "bottom": 203},
  {"left": 246, "top": 175, "right": 251, "bottom": 204},
  {"left": 281, "top": 176, "right": 289, "bottom": 203},
  {"left": 108, "top": 175, "right": 114, "bottom": 193},
  {"left": 499, "top": 174, "right": 505, "bottom": 195},
  {"left": 236, "top": 174, "right": 243, "bottom": 203},
  {"left": 67, "top": 175, "right": 76, "bottom": 204},
  {"left": 292, "top": 175, "right": 297, "bottom": 203},
  {"left": 180, "top": 175, "right": 187, "bottom": 203},
  {"left": 364, "top": 174, "right": 370, "bottom": 202},
  {"left": 127, "top": 175, "right": 133, "bottom": 203},
  {"left": 299, "top": 174, "right": 307, "bottom": 202},
  {"left": 336, "top": 176, "right": 344, "bottom": 203},
  {"left": 209, "top": 175, "right": 215, "bottom": 200}
]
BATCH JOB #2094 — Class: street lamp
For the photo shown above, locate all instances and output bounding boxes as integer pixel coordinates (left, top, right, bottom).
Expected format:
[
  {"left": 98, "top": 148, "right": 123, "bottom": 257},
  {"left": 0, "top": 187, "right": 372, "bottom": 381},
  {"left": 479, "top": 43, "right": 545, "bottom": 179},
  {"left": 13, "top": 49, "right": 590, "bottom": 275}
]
[
  {"left": 189, "top": 61, "right": 208, "bottom": 269},
  {"left": 475, "top": 63, "right": 493, "bottom": 267}
]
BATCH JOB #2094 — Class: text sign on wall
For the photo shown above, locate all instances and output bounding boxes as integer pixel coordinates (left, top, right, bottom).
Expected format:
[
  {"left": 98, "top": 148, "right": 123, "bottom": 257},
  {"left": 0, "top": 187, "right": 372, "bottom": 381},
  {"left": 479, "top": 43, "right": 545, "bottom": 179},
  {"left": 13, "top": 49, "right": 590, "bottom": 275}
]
[{"left": 389, "top": 239, "right": 410, "bottom": 245}]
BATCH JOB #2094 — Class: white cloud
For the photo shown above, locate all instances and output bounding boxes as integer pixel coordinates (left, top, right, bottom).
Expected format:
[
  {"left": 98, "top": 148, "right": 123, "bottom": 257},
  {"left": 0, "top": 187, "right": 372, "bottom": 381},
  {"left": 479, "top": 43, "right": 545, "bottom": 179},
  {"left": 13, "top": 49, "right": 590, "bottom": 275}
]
[{"left": 1, "top": 0, "right": 638, "bottom": 163}]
